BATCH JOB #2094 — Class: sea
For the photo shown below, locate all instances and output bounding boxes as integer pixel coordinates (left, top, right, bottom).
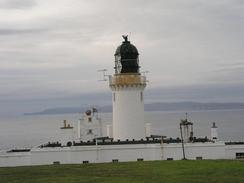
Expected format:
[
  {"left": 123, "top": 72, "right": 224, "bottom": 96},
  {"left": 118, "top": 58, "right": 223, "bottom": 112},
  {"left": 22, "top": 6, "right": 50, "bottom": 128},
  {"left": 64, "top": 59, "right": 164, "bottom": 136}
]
[{"left": 0, "top": 110, "right": 244, "bottom": 150}]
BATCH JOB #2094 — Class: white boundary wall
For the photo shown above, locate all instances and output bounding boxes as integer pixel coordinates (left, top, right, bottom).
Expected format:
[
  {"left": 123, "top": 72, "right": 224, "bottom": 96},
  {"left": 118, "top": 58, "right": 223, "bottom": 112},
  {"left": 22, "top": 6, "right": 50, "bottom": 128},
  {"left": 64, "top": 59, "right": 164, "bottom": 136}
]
[
  {"left": 0, "top": 151, "right": 31, "bottom": 167},
  {"left": 1, "top": 142, "right": 244, "bottom": 167}
]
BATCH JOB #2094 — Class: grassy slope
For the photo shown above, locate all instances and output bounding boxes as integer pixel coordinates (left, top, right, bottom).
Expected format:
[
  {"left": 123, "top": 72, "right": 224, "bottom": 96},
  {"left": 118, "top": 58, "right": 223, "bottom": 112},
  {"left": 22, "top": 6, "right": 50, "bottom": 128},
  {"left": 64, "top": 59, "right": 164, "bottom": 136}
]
[{"left": 0, "top": 160, "right": 244, "bottom": 183}]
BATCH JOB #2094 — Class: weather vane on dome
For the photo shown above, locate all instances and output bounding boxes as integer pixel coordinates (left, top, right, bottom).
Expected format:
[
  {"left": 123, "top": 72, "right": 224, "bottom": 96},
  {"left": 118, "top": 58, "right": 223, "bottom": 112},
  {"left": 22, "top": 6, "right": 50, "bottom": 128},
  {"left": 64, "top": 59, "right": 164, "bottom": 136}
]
[{"left": 122, "top": 35, "right": 128, "bottom": 42}]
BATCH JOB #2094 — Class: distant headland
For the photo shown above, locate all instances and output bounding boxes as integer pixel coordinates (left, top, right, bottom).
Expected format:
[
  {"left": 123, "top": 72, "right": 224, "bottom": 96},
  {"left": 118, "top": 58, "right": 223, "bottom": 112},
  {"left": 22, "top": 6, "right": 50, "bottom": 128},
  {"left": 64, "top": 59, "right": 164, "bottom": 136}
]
[{"left": 24, "top": 102, "right": 244, "bottom": 115}]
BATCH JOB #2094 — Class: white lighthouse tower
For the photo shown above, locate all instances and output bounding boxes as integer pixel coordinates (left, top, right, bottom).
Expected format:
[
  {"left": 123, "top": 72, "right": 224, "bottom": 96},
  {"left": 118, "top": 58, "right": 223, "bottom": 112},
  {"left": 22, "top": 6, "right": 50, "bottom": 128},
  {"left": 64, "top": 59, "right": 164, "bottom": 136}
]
[{"left": 109, "top": 36, "right": 147, "bottom": 140}]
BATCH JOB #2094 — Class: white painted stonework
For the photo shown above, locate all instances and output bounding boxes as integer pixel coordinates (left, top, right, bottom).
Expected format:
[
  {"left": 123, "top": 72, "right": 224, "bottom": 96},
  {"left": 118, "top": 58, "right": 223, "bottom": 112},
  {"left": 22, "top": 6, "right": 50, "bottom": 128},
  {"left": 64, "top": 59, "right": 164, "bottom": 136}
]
[
  {"left": 110, "top": 74, "right": 146, "bottom": 140},
  {"left": 78, "top": 112, "right": 102, "bottom": 142},
  {"left": 145, "top": 123, "right": 152, "bottom": 137},
  {"left": 211, "top": 127, "right": 218, "bottom": 141},
  {"left": 1, "top": 142, "right": 244, "bottom": 167}
]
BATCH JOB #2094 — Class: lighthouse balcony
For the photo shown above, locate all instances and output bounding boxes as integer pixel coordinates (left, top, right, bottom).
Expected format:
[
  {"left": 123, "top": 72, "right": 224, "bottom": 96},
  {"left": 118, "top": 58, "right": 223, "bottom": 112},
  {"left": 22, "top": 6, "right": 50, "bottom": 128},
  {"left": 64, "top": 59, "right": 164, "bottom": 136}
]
[{"left": 109, "top": 74, "right": 146, "bottom": 86}]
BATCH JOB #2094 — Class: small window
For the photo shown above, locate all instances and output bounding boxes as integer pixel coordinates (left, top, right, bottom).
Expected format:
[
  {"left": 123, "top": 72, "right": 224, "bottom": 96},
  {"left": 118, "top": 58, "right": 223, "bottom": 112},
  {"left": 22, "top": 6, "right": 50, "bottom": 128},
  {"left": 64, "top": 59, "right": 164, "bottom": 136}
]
[
  {"left": 87, "top": 129, "right": 93, "bottom": 135},
  {"left": 88, "top": 117, "right": 92, "bottom": 122},
  {"left": 140, "top": 92, "right": 143, "bottom": 101},
  {"left": 112, "top": 159, "right": 119, "bottom": 163},
  {"left": 137, "top": 158, "right": 144, "bottom": 161},
  {"left": 196, "top": 157, "right": 203, "bottom": 160},
  {"left": 113, "top": 93, "right": 116, "bottom": 102},
  {"left": 83, "top": 161, "right": 89, "bottom": 164},
  {"left": 236, "top": 153, "right": 244, "bottom": 159},
  {"left": 53, "top": 161, "right": 60, "bottom": 165},
  {"left": 167, "top": 158, "right": 173, "bottom": 160}
]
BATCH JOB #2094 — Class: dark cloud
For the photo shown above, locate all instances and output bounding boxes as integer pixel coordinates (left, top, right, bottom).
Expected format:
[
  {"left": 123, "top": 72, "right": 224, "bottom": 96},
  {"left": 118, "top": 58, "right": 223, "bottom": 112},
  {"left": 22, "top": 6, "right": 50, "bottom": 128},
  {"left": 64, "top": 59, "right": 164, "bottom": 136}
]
[
  {"left": 0, "top": 0, "right": 36, "bottom": 9},
  {"left": 214, "top": 66, "right": 244, "bottom": 73},
  {"left": 217, "top": 62, "right": 244, "bottom": 67},
  {"left": 145, "top": 84, "right": 244, "bottom": 103},
  {"left": 0, "top": 28, "right": 46, "bottom": 36}
]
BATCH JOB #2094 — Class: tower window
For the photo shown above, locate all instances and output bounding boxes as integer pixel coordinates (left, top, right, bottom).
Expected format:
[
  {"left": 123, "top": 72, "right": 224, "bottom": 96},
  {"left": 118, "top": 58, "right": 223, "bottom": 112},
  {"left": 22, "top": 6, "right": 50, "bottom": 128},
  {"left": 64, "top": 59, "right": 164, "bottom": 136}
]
[
  {"left": 113, "top": 93, "right": 116, "bottom": 102},
  {"left": 140, "top": 92, "right": 143, "bottom": 101},
  {"left": 236, "top": 153, "right": 244, "bottom": 159},
  {"left": 87, "top": 129, "right": 93, "bottom": 135},
  {"left": 112, "top": 159, "right": 119, "bottom": 163},
  {"left": 88, "top": 117, "right": 92, "bottom": 122}
]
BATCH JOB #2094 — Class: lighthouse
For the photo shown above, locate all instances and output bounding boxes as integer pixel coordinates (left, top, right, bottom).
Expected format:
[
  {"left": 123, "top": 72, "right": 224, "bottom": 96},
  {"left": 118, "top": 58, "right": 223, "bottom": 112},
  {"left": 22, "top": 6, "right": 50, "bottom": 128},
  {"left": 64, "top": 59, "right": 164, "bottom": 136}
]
[{"left": 109, "top": 36, "right": 147, "bottom": 140}]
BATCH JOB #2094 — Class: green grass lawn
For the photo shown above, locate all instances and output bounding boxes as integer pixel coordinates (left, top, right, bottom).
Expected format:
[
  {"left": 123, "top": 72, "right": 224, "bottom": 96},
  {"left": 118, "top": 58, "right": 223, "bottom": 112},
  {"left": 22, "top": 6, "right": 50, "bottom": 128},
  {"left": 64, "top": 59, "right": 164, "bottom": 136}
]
[{"left": 0, "top": 160, "right": 244, "bottom": 183}]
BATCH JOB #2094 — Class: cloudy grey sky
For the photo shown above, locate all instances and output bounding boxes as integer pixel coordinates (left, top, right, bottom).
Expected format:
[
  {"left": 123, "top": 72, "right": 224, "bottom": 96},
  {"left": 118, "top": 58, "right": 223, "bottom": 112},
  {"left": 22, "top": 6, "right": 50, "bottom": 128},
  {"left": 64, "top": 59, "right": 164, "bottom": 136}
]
[{"left": 0, "top": 0, "right": 244, "bottom": 116}]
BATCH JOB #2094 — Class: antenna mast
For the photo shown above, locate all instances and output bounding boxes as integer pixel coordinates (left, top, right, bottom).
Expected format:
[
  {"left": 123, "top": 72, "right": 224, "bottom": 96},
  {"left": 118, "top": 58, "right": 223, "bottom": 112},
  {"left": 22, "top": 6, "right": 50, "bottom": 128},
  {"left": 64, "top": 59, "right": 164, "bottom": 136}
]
[
  {"left": 97, "top": 69, "right": 110, "bottom": 81},
  {"left": 141, "top": 70, "right": 149, "bottom": 82}
]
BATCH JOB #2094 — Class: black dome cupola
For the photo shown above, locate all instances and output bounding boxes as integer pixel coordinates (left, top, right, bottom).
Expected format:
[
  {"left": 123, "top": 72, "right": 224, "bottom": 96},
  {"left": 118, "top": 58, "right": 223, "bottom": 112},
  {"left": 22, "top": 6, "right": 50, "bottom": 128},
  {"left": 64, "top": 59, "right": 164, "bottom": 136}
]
[{"left": 114, "top": 35, "right": 140, "bottom": 74}]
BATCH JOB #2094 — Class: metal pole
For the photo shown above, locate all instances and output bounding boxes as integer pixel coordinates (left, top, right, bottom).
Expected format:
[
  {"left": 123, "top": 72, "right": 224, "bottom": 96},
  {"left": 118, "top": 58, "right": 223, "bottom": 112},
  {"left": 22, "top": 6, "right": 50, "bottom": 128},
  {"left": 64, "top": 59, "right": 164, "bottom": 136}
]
[
  {"left": 160, "top": 137, "right": 164, "bottom": 160},
  {"left": 180, "top": 124, "right": 186, "bottom": 160},
  {"left": 95, "top": 136, "right": 98, "bottom": 163}
]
